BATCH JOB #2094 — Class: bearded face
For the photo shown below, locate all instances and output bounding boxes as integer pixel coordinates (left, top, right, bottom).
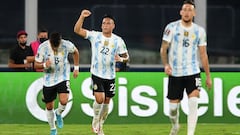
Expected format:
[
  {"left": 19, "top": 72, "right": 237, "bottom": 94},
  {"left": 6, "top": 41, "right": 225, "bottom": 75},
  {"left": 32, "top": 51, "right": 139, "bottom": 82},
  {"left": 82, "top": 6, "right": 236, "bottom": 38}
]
[
  {"left": 17, "top": 35, "right": 27, "bottom": 46},
  {"left": 180, "top": 4, "right": 195, "bottom": 23}
]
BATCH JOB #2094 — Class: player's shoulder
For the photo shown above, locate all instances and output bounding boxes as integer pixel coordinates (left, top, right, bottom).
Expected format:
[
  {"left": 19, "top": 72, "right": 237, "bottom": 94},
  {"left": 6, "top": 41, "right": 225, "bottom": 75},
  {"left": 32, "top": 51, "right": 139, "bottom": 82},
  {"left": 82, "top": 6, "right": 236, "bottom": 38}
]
[
  {"left": 89, "top": 30, "right": 101, "bottom": 35},
  {"left": 40, "top": 40, "right": 49, "bottom": 46},
  {"left": 87, "top": 30, "right": 102, "bottom": 39},
  {"left": 62, "top": 39, "right": 71, "bottom": 43},
  {"left": 166, "top": 20, "right": 180, "bottom": 28},
  {"left": 61, "top": 39, "right": 75, "bottom": 49},
  {"left": 112, "top": 33, "right": 123, "bottom": 40},
  {"left": 61, "top": 39, "right": 74, "bottom": 45},
  {"left": 192, "top": 23, "right": 206, "bottom": 32},
  {"left": 38, "top": 40, "right": 50, "bottom": 49}
]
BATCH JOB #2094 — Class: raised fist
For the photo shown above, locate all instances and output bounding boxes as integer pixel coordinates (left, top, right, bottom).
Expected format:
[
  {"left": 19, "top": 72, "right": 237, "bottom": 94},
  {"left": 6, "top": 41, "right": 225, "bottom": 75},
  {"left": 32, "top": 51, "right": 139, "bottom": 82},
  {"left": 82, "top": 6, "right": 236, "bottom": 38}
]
[{"left": 81, "top": 9, "right": 91, "bottom": 18}]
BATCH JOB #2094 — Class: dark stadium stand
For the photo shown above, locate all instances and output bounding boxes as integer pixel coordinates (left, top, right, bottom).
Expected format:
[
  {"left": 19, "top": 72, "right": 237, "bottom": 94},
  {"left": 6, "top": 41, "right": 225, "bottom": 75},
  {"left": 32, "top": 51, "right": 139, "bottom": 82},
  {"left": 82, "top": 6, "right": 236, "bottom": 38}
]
[{"left": 0, "top": 0, "right": 240, "bottom": 66}]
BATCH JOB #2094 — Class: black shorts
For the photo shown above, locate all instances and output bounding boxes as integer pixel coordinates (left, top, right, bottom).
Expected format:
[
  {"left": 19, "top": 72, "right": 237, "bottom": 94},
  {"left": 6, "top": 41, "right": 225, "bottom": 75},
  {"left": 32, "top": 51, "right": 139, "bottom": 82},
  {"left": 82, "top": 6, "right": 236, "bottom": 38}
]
[
  {"left": 167, "top": 73, "right": 201, "bottom": 100},
  {"left": 42, "top": 81, "right": 70, "bottom": 103},
  {"left": 91, "top": 74, "right": 115, "bottom": 98}
]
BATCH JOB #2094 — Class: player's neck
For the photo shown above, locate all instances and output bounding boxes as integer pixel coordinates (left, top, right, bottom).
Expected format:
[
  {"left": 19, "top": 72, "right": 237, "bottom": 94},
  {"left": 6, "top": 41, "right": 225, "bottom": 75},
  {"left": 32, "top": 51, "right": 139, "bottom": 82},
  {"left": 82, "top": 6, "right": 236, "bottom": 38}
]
[
  {"left": 51, "top": 45, "right": 59, "bottom": 55},
  {"left": 181, "top": 20, "right": 192, "bottom": 28},
  {"left": 102, "top": 32, "right": 112, "bottom": 38}
]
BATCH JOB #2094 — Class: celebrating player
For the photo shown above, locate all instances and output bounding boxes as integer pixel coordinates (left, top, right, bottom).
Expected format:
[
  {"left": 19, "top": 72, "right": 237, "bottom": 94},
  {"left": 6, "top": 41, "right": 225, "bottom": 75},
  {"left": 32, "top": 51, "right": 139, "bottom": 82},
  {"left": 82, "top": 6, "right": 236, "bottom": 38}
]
[{"left": 74, "top": 9, "right": 129, "bottom": 135}]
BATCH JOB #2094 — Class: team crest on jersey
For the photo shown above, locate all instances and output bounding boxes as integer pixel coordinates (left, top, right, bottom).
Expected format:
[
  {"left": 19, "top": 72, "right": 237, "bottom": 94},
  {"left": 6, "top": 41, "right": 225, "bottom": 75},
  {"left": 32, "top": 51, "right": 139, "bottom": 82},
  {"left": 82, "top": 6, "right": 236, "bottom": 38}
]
[
  {"left": 111, "top": 44, "right": 114, "bottom": 48},
  {"left": 60, "top": 51, "right": 64, "bottom": 56},
  {"left": 192, "top": 34, "right": 196, "bottom": 40},
  {"left": 104, "top": 40, "right": 109, "bottom": 46},
  {"left": 184, "top": 31, "right": 189, "bottom": 37},
  {"left": 54, "top": 51, "right": 58, "bottom": 55},
  {"left": 164, "top": 29, "right": 170, "bottom": 36},
  {"left": 93, "top": 84, "right": 98, "bottom": 90}
]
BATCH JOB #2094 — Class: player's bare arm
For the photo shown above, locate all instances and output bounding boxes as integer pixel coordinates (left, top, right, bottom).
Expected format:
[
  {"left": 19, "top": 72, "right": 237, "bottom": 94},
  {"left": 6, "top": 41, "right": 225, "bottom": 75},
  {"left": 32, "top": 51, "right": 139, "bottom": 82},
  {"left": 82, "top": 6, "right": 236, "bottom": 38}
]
[
  {"left": 199, "top": 46, "right": 212, "bottom": 89},
  {"left": 72, "top": 48, "right": 80, "bottom": 78},
  {"left": 160, "top": 40, "right": 172, "bottom": 75},
  {"left": 115, "top": 52, "right": 129, "bottom": 63},
  {"left": 34, "top": 59, "right": 51, "bottom": 69},
  {"left": 74, "top": 9, "right": 91, "bottom": 38}
]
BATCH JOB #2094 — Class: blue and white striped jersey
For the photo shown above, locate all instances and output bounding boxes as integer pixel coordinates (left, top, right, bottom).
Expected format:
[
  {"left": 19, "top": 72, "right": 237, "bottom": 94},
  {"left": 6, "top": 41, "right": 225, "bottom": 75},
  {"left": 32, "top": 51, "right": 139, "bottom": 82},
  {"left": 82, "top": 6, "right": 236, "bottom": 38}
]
[
  {"left": 162, "top": 20, "right": 207, "bottom": 77},
  {"left": 35, "top": 40, "right": 76, "bottom": 86},
  {"left": 86, "top": 30, "right": 128, "bottom": 79}
]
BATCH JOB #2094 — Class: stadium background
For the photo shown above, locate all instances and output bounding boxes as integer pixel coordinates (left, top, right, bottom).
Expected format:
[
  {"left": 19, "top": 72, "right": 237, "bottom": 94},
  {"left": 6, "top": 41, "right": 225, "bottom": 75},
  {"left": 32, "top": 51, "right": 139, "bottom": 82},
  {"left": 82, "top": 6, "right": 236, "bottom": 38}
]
[
  {"left": 0, "top": 0, "right": 240, "bottom": 66},
  {"left": 0, "top": 0, "right": 240, "bottom": 125}
]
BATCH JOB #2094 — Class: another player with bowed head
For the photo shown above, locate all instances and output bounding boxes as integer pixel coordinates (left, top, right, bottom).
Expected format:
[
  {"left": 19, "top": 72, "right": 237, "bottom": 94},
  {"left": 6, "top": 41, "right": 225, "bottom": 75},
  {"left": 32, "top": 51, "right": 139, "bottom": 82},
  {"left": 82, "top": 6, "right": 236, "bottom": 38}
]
[{"left": 34, "top": 32, "right": 79, "bottom": 135}]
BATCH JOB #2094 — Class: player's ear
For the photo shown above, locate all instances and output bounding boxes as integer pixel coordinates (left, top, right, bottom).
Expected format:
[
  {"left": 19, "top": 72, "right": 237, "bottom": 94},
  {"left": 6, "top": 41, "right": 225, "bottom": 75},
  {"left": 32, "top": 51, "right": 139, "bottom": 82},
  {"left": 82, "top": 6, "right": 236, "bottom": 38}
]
[
  {"left": 112, "top": 23, "right": 115, "bottom": 30},
  {"left": 180, "top": 9, "right": 183, "bottom": 16},
  {"left": 192, "top": 9, "right": 196, "bottom": 17}
]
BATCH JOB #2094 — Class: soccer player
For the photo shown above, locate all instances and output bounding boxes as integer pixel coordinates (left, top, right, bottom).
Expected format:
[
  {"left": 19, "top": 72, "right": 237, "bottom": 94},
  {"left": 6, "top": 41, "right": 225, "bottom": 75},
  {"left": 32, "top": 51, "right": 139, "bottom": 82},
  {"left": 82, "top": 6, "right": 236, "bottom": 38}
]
[
  {"left": 34, "top": 32, "right": 79, "bottom": 135},
  {"left": 74, "top": 9, "right": 129, "bottom": 135},
  {"left": 160, "top": 0, "right": 212, "bottom": 135}
]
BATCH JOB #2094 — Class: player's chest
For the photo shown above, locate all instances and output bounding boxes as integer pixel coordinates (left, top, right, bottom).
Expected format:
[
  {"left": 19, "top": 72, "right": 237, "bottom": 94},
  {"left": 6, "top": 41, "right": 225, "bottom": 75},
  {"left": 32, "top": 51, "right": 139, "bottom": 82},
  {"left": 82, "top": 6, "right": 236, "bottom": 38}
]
[
  {"left": 173, "top": 29, "right": 197, "bottom": 41},
  {"left": 94, "top": 39, "right": 117, "bottom": 55},
  {"left": 45, "top": 49, "right": 66, "bottom": 62}
]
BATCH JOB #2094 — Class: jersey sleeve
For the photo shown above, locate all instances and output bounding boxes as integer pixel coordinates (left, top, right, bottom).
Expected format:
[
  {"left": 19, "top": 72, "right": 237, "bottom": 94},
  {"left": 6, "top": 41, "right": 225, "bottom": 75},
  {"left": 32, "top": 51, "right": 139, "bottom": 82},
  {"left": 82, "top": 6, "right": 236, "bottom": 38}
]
[
  {"left": 162, "top": 23, "right": 173, "bottom": 43},
  {"left": 65, "top": 40, "right": 76, "bottom": 53},
  {"left": 85, "top": 30, "right": 90, "bottom": 39},
  {"left": 86, "top": 30, "right": 96, "bottom": 41},
  {"left": 35, "top": 44, "right": 44, "bottom": 63},
  {"left": 198, "top": 27, "right": 207, "bottom": 46},
  {"left": 117, "top": 38, "right": 128, "bottom": 54}
]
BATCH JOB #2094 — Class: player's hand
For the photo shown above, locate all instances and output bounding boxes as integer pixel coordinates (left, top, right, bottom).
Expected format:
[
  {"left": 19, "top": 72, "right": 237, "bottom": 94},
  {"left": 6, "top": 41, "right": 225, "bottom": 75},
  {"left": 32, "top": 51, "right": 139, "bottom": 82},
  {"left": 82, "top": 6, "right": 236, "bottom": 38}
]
[
  {"left": 73, "top": 70, "right": 79, "bottom": 78},
  {"left": 45, "top": 59, "right": 51, "bottom": 68},
  {"left": 114, "top": 55, "right": 122, "bottom": 62},
  {"left": 206, "top": 76, "right": 212, "bottom": 90},
  {"left": 81, "top": 9, "right": 91, "bottom": 18},
  {"left": 164, "top": 64, "right": 172, "bottom": 76}
]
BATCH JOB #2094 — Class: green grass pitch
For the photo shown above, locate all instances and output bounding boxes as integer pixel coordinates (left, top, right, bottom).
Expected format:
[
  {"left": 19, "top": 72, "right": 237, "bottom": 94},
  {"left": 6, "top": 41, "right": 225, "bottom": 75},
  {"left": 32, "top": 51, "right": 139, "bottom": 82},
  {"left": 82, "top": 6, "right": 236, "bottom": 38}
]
[{"left": 0, "top": 124, "right": 239, "bottom": 135}]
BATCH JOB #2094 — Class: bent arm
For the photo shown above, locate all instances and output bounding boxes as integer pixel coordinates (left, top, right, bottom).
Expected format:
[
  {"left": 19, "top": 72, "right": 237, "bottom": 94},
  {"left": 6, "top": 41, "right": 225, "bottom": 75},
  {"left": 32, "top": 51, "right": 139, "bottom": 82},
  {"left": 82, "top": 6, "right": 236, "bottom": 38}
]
[
  {"left": 34, "top": 61, "right": 44, "bottom": 69},
  {"left": 72, "top": 48, "right": 80, "bottom": 78},
  {"left": 34, "top": 59, "right": 51, "bottom": 69},
  {"left": 72, "top": 48, "right": 80, "bottom": 67},
  {"left": 115, "top": 52, "right": 129, "bottom": 63},
  {"left": 74, "top": 15, "right": 87, "bottom": 38},
  {"left": 74, "top": 9, "right": 91, "bottom": 38}
]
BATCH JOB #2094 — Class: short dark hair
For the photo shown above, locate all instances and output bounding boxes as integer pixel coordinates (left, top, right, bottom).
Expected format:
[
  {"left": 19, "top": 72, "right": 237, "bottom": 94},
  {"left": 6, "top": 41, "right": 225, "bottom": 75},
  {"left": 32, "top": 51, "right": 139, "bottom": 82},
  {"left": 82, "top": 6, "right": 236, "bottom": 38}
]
[
  {"left": 102, "top": 14, "right": 115, "bottom": 22},
  {"left": 183, "top": 0, "right": 195, "bottom": 7},
  {"left": 50, "top": 32, "right": 61, "bottom": 47},
  {"left": 38, "top": 28, "right": 48, "bottom": 33}
]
